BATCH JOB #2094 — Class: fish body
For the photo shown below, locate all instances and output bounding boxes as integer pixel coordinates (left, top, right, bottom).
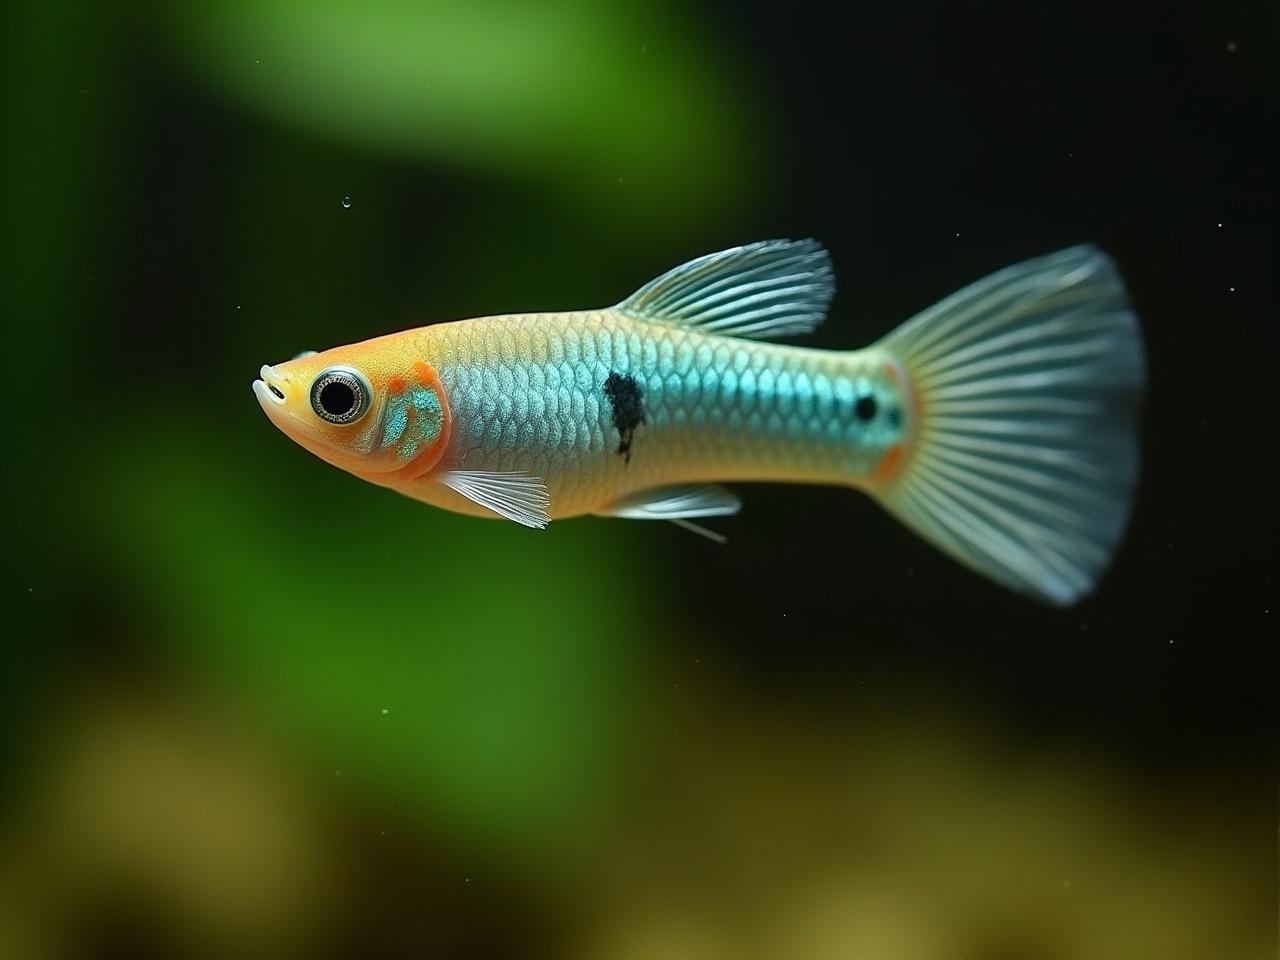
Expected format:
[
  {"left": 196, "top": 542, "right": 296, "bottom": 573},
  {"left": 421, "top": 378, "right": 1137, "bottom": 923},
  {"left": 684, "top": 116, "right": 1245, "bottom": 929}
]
[
  {"left": 255, "top": 240, "right": 1144, "bottom": 604},
  {"left": 374, "top": 311, "right": 907, "bottom": 519}
]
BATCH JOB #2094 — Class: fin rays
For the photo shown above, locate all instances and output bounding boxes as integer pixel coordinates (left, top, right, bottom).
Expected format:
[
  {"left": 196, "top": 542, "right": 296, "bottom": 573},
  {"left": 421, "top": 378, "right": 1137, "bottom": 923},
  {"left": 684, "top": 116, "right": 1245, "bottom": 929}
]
[
  {"left": 616, "top": 239, "right": 835, "bottom": 340},
  {"left": 874, "top": 244, "right": 1144, "bottom": 605},
  {"left": 601, "top": 483, "right": 742, "bottom": 521},
  {"left": 601, "top": 483, "right": 742, "bottom": 543},
  {"left": 439, "top": 470, "right": 551, "bottom": 529}
]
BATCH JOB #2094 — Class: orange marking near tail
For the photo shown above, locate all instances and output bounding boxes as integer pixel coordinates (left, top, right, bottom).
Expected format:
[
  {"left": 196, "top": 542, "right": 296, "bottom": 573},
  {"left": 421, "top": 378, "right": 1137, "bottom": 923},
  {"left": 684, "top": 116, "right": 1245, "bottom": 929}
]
[
  {"left": 874, "top": 443, "right": 904, "bottom": 484},
  {"left": 388, "top": 376, "right": 405, "bottom": 394},
  {"left": 413, "top": 360, "right": 432, "bottom": 380},
  {"left": 885, "top": 357, "right": 923, "bottom": 417}
]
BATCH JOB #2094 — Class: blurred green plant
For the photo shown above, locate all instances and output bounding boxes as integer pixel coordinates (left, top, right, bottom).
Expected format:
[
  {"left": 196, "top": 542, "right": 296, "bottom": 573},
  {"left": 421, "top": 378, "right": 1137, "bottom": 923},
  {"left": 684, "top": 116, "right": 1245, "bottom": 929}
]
[
  {"left": 5, "top": 0, "right": 740, "bottom": 864},
  {"left": 164, "top": 0, "right": 755, "bottom": 226},
  {"left": 89, "top": 418, "right": 654, "bottom": 860}
]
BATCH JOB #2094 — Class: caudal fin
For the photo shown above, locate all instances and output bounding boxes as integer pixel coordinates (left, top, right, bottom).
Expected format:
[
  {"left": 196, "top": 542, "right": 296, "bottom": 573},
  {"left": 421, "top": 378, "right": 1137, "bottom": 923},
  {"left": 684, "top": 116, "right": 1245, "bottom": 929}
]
[{"left": 874, "top": 245, "right": 1145, "bottom": 606}]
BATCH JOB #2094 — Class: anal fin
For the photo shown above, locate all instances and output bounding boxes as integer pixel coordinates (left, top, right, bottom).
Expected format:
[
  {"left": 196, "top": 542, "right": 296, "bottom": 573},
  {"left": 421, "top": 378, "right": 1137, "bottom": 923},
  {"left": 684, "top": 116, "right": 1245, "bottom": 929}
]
[{"left": 599, "top": 484, "right": 741, "bottom": 542}]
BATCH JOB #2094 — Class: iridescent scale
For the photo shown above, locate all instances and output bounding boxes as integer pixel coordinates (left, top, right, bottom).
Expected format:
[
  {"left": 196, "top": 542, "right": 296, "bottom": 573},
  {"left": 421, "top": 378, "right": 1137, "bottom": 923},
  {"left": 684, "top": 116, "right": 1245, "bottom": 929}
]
[{"left": 403, "top": 310, "right": 907, "bottom": 518}]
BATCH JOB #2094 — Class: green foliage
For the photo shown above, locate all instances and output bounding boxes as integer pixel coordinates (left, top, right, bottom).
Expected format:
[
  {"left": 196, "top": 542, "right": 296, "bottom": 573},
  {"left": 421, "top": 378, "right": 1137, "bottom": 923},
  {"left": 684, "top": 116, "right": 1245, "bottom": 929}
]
[
  {"left": 5, "top": 0, "right": 740, "bottom": 859},
  {"left": 92, "top": 420, "right": 651, "bottom": 855},
  {"left": 165, "top": 0, "right": 754, "bottom": 225}
]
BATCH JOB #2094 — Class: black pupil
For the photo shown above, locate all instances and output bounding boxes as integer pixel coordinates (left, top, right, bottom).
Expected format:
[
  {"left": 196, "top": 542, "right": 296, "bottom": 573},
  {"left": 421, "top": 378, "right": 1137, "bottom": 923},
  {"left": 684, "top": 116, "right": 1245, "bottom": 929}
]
[
  {"left": 319, "top": 379, "right": 356, "bottom": 416},
  {"left": 855, "top": 395, "right": 878, "bottom": 421}
]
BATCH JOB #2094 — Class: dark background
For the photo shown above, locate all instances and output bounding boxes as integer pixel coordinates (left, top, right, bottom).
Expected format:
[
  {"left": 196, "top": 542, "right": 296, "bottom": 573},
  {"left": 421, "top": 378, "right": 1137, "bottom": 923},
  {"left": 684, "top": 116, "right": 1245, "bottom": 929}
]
[
  {"left": 2, "top": 1, "right": 1275, "bottom": 958},
  {"left": 691, "top": 0, "right": 1278, "bottom": 759}
]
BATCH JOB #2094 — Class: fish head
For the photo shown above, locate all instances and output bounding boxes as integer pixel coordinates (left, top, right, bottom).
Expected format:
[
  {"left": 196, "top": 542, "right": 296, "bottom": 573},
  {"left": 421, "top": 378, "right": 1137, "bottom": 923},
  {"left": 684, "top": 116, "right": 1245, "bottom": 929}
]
[{"left": 253, "top": 340, "right": 451, "bottom": 483}]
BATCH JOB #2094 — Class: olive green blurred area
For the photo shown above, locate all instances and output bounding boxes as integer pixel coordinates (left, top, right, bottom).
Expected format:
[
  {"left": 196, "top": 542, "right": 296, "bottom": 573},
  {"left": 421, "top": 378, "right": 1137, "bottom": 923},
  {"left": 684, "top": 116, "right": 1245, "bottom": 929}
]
[{"left": 1, "top": 1, "right": 1273, "bottom": 958}]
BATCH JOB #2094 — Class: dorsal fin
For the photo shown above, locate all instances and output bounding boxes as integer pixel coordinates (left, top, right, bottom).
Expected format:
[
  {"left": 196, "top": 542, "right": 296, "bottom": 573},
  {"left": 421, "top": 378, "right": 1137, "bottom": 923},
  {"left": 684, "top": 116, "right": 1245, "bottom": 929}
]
[{"left": 615, "top": 239, "right": 835, "bottom": 340}]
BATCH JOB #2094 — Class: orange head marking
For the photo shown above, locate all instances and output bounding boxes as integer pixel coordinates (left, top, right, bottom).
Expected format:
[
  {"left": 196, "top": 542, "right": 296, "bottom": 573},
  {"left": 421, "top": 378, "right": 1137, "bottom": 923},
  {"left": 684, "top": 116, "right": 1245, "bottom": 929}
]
[{"left": 253, "top": 346, "right": 451, "bottom": 485}]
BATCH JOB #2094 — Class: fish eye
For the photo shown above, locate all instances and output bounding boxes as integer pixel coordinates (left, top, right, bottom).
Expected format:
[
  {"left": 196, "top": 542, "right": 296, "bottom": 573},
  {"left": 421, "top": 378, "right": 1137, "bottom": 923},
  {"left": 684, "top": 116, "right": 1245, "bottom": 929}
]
[{"left": 310, "top": 366, "right": 370, "bottom": 425}]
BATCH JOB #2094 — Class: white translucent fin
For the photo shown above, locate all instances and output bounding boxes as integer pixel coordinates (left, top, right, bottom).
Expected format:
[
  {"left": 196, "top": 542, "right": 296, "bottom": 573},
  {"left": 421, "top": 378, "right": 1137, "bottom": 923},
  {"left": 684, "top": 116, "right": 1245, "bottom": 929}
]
[
  {"left": 669, "top": 518, "right": 729, "bottom": 544},
  {"left": 601, "top": 483, "right": 742, "bottom": 520},
  {"left": 439, "top": 470, "right": 551, "bottom": 529},
  {"left": 615, "top": 239, "right": 835, "bottom": 339},
  {"left": 874, "top": 245, "right": 1145, "bottom": 606},
  {"left": 600, "top": 484, "right": 741, "bottom": 544}
]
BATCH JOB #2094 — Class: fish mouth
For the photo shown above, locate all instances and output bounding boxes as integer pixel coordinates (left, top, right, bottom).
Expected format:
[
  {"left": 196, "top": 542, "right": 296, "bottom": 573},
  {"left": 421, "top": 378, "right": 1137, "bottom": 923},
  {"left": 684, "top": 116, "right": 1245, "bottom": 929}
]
[{"left": 253, "top": 364, "right": 288, "bottom": 407}]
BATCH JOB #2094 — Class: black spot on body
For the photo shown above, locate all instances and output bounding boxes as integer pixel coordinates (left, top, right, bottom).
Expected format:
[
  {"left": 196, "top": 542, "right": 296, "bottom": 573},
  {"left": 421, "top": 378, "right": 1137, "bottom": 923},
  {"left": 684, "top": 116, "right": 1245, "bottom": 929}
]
[
  {"left": 603, "top": 371, "right": 645, "bottom": 462},
  {"left": 855, "top": 394, "right": 878, "bottom": 421}
]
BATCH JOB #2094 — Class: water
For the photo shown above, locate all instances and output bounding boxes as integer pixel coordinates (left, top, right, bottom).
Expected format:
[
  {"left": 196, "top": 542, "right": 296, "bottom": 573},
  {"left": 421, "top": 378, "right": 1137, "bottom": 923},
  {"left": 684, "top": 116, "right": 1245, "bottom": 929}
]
[{"left": 2, "top": 2, "right": 1272, "bottom": 958}]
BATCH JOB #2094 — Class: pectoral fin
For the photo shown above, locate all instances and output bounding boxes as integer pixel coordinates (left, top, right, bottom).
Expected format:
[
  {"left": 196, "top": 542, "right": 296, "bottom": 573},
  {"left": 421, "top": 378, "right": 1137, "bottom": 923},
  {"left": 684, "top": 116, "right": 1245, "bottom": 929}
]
[{"left": 439, "top": 470, "right": 551, "bottom": 529}]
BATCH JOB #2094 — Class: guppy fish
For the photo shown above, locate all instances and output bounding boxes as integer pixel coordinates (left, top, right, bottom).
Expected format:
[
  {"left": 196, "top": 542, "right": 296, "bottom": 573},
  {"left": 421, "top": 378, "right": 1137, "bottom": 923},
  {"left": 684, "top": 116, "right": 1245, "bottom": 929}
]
[{"left": 254, "top": 240, "right": 1144, "bottom": 605}]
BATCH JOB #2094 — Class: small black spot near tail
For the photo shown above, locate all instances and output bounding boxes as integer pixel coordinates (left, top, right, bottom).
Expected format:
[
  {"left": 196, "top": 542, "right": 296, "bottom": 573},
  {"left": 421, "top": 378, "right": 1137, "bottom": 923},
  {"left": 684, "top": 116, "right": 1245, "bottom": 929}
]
[{"left": 603, "top": 372, "right": 645, "bottom": 463}]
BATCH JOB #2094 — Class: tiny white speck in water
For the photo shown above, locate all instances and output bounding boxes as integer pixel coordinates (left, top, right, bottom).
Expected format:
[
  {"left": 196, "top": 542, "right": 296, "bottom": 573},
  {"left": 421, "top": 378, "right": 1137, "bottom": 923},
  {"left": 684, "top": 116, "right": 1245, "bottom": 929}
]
[
  {"left": 1229, "top": 286, "right": 1236, "bottom": 293},
  {"left": 1226, "top": 40, "right": 1237, "bottom": 52},
  {"left": 381, "top": 707, "right": 389, "bottom": 716},
  {"left": 341, "top": 196, "right": 352, "bottom": 208}
]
